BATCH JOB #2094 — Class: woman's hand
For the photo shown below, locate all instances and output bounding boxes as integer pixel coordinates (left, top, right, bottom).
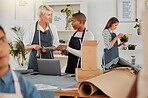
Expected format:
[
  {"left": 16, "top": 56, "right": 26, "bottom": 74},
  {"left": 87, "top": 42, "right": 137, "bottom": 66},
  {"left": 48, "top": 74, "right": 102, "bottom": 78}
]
[
  {"left": 117, "top": 33, "right": 124, "bottom": 38},
  {"left": 61, "top": 50, "right": 66, "bottom": 55},
  {"left": 42, "top": 48, "right": 48, "bottom": 53},
  {"left": 56, "top": 45, "right": 67, "bottom": 51},
  {"left": 33, "top": 45, "right": 42, "bottom": 50},
  {"left": 118, "top": 41, "right": 127, "bottom": 47},
  {"left": 25, "top": 44, "right": 42, "bottom": 50}
]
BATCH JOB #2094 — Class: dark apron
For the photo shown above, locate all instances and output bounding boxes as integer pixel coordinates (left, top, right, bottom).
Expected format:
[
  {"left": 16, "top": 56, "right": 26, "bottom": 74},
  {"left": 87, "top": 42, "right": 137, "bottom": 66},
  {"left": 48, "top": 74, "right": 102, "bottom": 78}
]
[
  {"left": 28, "top": 21, "right": 53, "bottom": 71},
  {"left": 102, "top": 29, "right": 119, "bottom": 69},
  {"left": 65, "top": 28, "right": 86, "bottom": 74}
]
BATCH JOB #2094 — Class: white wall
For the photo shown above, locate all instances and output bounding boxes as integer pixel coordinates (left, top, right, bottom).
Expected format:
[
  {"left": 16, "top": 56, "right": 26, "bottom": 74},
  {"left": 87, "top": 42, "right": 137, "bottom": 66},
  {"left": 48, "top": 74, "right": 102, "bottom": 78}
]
[{"left": 0, "top": 0, "right": 145, "bottom": 69}]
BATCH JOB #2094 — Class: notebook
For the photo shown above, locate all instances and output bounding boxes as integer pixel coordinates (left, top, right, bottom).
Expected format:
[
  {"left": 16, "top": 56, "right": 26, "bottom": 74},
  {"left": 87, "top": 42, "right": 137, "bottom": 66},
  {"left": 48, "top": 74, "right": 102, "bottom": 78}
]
[{"left": 37, "top": 59, "right": 61, "bottom": 76}]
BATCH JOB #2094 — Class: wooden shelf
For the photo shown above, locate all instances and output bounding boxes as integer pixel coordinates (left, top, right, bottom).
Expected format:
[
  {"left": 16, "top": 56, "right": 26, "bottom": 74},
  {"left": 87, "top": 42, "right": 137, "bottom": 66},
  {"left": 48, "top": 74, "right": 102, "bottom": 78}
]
[
  {"left": 119, "top": 49, "right": 142, "bottom": 52},
  {"left": 54, "top": 54, "right": 68, "bottom": 59},
  {"left": 58, "top": 30, "right": 75, "bottom": 33}
]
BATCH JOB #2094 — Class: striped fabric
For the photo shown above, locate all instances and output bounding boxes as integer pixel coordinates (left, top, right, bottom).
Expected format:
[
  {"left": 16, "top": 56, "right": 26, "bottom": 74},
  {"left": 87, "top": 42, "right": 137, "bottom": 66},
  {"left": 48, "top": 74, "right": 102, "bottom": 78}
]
[{"left": 102, "top": 29, "right": 113, "bottom": 49}]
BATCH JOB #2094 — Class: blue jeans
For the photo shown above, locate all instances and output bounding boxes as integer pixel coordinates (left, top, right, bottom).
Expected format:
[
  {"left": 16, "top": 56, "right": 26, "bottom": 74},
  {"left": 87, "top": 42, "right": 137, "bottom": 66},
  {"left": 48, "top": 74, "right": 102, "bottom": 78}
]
[{"left": 102, "top": 57, "right": 140, "bottom": 74}]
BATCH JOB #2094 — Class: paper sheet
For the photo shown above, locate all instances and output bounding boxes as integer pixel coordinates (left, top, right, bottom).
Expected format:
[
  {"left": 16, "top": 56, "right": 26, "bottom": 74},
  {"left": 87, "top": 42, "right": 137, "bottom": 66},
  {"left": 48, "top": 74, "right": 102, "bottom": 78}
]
[{"left": 35, "top": 84, "right": 58, "bottom": 90}]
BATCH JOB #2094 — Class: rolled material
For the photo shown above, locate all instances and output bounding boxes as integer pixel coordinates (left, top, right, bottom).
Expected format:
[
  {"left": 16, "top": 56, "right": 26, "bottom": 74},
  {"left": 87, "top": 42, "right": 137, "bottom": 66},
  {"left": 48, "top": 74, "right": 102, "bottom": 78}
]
[
  {"left": 78, "top": 70, "right": 136, "bottom": 98},
  {"left": 78, "top": 82, "right": 98, "bottom": 96}
]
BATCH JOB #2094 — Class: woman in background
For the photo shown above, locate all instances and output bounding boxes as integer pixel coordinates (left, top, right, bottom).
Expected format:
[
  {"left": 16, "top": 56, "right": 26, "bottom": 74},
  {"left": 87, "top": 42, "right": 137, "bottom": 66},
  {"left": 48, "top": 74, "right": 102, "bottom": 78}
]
[
  {"left": 102, "top": 17, "right": 139, "bottom": 72},
  {"left": 23, "top": 5, "right": 59, "bottom": 71}
]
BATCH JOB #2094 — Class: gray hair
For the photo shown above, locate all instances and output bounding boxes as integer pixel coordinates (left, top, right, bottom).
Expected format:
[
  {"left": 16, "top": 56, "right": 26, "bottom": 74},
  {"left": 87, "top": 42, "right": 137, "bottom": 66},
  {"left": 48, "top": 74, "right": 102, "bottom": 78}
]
[{"left": 37, "top": 5, "right": 54, "bottom": 19}]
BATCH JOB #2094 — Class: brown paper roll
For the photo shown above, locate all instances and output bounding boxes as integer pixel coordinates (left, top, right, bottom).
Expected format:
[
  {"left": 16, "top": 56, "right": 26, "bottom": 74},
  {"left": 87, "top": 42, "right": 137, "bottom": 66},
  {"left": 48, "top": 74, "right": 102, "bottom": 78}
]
[
  {"left": 78, "top": 82, "right": 98, "bottom": 96},
  {"left": 78, "top": 70, "right": 136, "bottom": 98}
]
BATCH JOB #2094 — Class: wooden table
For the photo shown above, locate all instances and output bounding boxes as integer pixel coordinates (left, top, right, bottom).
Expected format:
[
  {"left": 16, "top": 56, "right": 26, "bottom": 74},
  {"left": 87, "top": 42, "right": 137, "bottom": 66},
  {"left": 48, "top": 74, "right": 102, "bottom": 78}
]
[{"left": 55, "top": 83, "right": 109, "bottom": 98}]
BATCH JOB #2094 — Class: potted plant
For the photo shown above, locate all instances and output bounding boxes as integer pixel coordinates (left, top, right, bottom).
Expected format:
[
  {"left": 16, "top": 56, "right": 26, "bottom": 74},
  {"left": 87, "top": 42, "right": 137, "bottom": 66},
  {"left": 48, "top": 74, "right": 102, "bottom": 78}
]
[
  {"left": 8, "top": 26, "right": 29, "bottom": 66},
  {"left": 61, "top": 4, "right": 73, "bottom": 30},
  {"left": 133, "top": 18, "right": 140, "bottom": 35},
  {"left": 122, "top": 44, "right": 127, "bottom": 50},
  {"left": 128, "top": 44, "right": 136, "bottom": 50},
  {"left": 120, "top": 35, "right": 128, "bottom": 42}
]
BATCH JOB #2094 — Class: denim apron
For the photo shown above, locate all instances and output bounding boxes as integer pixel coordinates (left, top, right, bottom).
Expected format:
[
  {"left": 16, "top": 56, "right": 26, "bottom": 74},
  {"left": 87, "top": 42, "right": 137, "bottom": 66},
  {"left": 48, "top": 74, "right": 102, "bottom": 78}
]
[
  {"left": 102, "top": 29, "right": 119, "bottom": 70},
  {"left": 28, "top": 21, "right": 53, "bottom": 71},
  {"left": 65, "top": 28, "right": 86, "bottom": 74}
]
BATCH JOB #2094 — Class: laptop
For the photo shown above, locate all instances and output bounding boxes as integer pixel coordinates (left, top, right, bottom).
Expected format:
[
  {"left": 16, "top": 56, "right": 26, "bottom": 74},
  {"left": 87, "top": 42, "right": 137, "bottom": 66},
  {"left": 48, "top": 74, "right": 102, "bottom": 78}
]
[{"left": 37, "top": 59, "right": 61, "bottom": 76}]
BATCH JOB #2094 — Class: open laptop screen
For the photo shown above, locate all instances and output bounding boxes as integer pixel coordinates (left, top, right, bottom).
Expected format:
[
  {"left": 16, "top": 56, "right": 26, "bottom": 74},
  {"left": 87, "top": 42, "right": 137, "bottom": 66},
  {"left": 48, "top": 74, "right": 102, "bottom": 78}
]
[{"left": 37, "top": 59, "right": 61, "bottom": 76}]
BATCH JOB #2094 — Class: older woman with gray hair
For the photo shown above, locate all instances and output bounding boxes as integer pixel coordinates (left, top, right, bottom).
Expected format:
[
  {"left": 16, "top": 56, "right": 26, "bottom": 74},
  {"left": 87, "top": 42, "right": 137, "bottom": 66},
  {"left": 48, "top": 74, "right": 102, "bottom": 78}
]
[{"left": 23, "top": 5, "right": 59, "bottom": 71}]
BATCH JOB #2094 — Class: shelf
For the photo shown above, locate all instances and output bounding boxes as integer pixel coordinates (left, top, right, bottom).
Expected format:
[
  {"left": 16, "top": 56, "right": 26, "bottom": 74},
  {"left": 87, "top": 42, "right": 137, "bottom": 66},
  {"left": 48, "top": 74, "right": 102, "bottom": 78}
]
[
  {"left": 54, "top": 53, "right": 68, "bottom": 59},
  {"left": 41, "top": 0, "right": 84, "bottom": 5},
  {"left": 59, "top": 43, "right": 68, "bottom": 45},
  {"left": 119, "top": 49, "right": 144, "bottom": 65},
  {"left": 119, "top": 49, "right": 142, "bottom": 51},
  {"left": 119, "top": 49, "right": 143, "bottom": 53},
  {"left": 58, "top": 30, "right": 75, "bottom": 33}
]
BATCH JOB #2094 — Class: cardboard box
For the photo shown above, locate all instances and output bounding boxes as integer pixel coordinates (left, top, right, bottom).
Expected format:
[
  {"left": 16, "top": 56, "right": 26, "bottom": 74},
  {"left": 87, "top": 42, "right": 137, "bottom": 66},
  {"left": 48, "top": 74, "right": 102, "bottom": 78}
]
[
  {"left": 81, "top": 40, "right": 99, "bottom": 70},
  {"left": 75, "top": 68, "right": 103, "bottom": 82}
]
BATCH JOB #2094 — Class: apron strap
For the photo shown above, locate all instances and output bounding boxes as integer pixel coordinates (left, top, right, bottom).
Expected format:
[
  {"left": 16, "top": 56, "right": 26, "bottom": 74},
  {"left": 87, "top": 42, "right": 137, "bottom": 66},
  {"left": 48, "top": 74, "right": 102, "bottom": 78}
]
[
  {"left": 107, "top": 29, "right": 112, "bottom": 34},
  {"left": 47, "top": 24, "right": 53, "bottom": 45},
  {"left": 81, "top": 28, "right": 86, "bottom": 42},
  {"left": 77, "top": 58, "right": 81, "bottom": 68},
  {"left": 38, "top": 22, "right": 42, "bottom": 59},
  {"left": 73, "top": 29, "right": 78, "bottom": 37},
  {"left": 11, "top": 71, "right": 22, "bottom": 94}
]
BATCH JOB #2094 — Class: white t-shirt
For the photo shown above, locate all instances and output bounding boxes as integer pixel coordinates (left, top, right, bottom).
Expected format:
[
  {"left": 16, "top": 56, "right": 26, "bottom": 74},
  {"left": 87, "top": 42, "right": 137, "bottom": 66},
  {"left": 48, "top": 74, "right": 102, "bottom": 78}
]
[
  {"left": 66, "top": 30, "right": 94, "bottom": 58},
  {"left": 23, "top": 22, "right": 60, "bottom": 47}
]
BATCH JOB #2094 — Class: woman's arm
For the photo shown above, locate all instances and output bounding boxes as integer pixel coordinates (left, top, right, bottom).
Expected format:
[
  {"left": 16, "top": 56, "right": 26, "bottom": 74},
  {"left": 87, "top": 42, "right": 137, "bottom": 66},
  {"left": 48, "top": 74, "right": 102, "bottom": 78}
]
[
  {"left": 102, "top": 30, "right": 113, "bottom": 49},
  {"left": 23, "top": 22, "right": 36, "bottom": 50},
  {"left": 67, "top": 46, "right": 81, "bottom": 57},
  {"left": 25, "top": 44, "right": 42, "bottom": 50}
]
